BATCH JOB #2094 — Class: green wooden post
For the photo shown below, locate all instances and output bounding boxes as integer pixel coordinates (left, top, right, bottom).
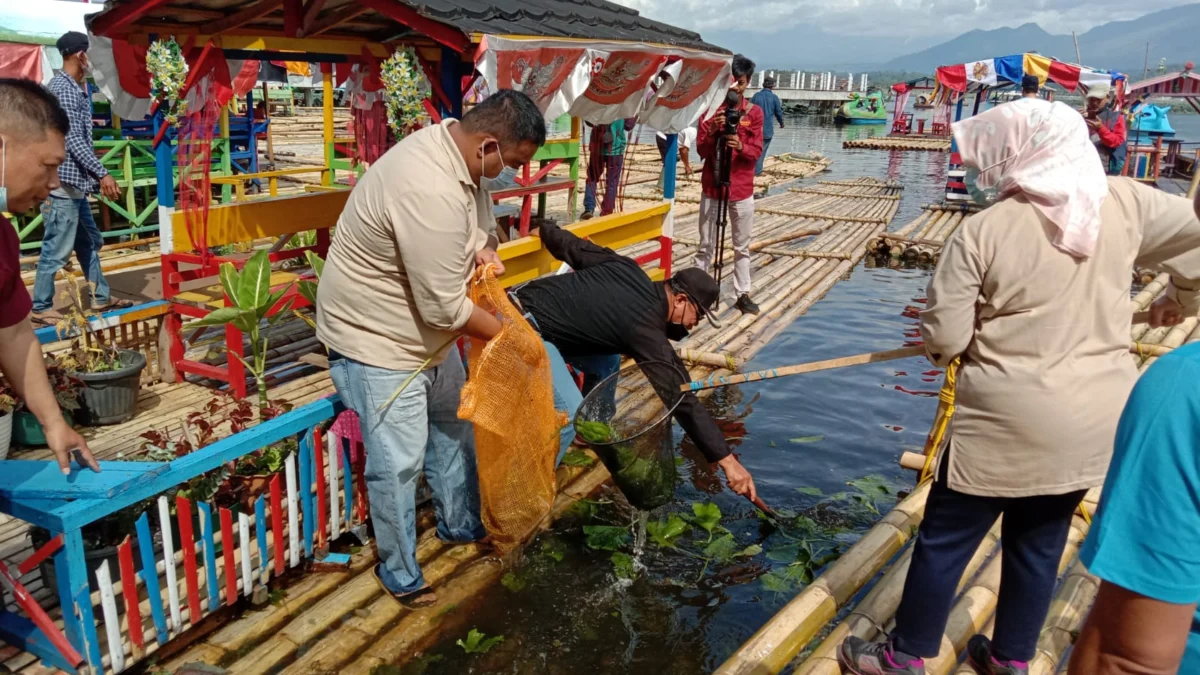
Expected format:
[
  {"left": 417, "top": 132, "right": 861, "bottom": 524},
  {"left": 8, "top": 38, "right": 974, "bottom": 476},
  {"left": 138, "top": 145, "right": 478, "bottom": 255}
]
[{"left": 529, "top": 114, "right": 580, "bottom": 222}]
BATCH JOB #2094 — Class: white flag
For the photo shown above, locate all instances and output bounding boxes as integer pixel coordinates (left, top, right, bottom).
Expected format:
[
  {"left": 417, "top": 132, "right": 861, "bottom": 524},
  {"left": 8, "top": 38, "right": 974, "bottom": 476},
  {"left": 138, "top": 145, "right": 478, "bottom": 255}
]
[{"left": 965, "top": 60, "right": 998, "bottom": 87}]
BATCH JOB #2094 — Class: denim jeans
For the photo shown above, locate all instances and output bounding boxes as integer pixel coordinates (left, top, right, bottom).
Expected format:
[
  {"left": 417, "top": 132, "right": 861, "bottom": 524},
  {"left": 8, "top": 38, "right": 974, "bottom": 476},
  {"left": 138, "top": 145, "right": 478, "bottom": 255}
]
[
  {"left": 543, "top": 340, "right": 620, "bottom": 463},
  {"left": 583, "top": 155, "right": 624, "bottom": 215},
  {"left": 328, "top": 353, "right": 485, "bottom": 595},
  {"left": 32, "top": 197, "right": 110, "bottom": 312},
  {"left": 755, "top": 137, "right": 773, "bottom": 176}
]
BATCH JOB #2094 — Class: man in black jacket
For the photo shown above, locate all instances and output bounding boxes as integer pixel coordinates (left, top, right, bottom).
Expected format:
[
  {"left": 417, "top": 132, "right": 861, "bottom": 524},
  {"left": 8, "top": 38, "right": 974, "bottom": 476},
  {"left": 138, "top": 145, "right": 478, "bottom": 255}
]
[{"left": 512, "top": 224, "right": 757, "bottom": 500}]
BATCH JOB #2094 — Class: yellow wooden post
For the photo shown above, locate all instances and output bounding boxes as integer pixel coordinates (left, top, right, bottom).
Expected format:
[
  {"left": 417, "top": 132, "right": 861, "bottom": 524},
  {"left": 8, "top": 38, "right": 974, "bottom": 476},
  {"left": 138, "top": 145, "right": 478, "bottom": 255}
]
[
  {"left": 322, "top": 67, "right": 334, "bottom": 186},
  {"left": 269, "top": 177, "right": 279, "bottom": 197}
]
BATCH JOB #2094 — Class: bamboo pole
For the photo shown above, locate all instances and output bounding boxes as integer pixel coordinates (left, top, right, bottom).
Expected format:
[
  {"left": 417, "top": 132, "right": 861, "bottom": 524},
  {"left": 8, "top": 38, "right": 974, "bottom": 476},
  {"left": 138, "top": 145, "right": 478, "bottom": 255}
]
[
  {"left": 676, "top": 348, "right": 742, "bottom": 370},
  {"left": 683, "top": 347, "right": 924, "bottom": 392},
  {"left": 1027, "top": 561, "right": 1099, "bottom": 675},
  {"left": 713, "top": 481, "right": 932, "bottom": 675}
]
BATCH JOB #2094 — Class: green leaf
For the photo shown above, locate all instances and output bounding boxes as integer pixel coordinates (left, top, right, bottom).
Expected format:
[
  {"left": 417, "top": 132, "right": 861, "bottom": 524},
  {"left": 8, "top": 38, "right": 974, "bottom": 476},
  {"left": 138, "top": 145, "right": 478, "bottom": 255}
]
[
  {"left": 266, "top": 296, "right": 296, "bottom": 326},
  {"left": 761, "top": 568, "right": 797, "bottom": 593},
  {"left": 736, "top": 544, "right": 763, "bottom": 558},
  {"left": 218, "top": 262, "right": 240, "bottom": 304},
  {"left": 191, "top": 307, "right": 254, "bottom": 329},
  {"left": 646, "top": 514, "right": 690, "bottom": 549},
  {"left": 788, "top": 436, "right": 825, "bottom": 444},
  {"left": 769, "top": 440, "right": 777, "bottom": 447},
  {"left": 561, "top": 450, "right": 595, "bottom": 467},
  {"left": 304, "top": 250, "right": 325, "bottom": 279},
  {"left": 500, "top": 571, "right": 527, "bottom": 592},
  {"left": 236, "top": 250, "right": 273, "bottom": 312},
  {"left": 766, "top": 544, "right": 800, "bottom": 563},
  {"left": 703, "top": 533, "right": 738, "bottom": 563},
  {"left": 257, "top": 285, "right": 290, "bottom": 321},
  {"left": 583, "top": 525, "right": 631, "bottom": 551},
  {"left": 456, "top": 628, "right": 503, "bottom": 654},
  {"left": 675, "top": 457, "right": 685, "bottom": 466},
  {"left": 611, "top": 551, "right": 635, "bottom": 580},
  {"left": 691, "top": 502, "right": 722, "bottom": 534},
  {"left": 567, "top": 499, "right": 598, "bottom": 521},
  {"left": 297, "top": 279, "right": 319, "bottom": 308},
  {"left": 795, "top": 486, "right": 824, "bottom": 496}
]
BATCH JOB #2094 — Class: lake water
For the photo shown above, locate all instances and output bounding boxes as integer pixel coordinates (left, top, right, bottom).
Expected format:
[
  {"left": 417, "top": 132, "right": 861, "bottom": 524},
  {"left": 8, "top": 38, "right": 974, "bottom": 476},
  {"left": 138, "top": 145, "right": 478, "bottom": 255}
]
[{"left": 383, "top": 110, "right": 1137, "bottom": 674}]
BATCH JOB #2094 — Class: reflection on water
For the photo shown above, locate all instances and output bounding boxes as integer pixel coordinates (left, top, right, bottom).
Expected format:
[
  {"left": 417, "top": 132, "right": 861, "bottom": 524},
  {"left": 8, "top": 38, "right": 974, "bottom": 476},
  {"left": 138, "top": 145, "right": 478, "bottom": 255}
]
[{"left": 395, "top": 115, "right": 952, "bottom": 675}]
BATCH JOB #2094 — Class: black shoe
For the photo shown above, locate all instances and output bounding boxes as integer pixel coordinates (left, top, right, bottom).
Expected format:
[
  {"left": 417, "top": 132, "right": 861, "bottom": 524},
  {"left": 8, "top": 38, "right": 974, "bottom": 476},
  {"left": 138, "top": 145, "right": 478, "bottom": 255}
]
[
  {"left": 966, "top": 635, "right": 1028, "bottom": 675},
  {"left": 580, "top": 211, "right": 594, "bottom": 220},
  {"left": 735, "top": 294, "right": 761, "bottom": 315}
]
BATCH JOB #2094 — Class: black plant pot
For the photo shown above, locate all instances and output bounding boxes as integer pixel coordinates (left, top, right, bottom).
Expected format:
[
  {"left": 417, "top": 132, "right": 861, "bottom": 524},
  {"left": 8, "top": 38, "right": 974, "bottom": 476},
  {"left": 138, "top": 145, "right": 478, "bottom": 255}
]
[{"left": 76, "top": 350, "right": 147, "bottom": 426}]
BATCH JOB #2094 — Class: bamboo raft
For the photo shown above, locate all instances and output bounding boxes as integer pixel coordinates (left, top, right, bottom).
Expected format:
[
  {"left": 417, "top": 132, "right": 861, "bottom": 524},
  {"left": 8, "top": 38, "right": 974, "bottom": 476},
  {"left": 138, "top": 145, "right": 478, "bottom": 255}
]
[
  {"left": 713, "top": 273, "right": 1196, "bottom": 675},
  {"left": 843, "top": 136, "right": 952, "bottom": 152},
  {"left": 144, "top": 177, "right": 904, "bottom": 675},
  {"left": 865, "top": 203, "right": 980, "bottom": 264}
]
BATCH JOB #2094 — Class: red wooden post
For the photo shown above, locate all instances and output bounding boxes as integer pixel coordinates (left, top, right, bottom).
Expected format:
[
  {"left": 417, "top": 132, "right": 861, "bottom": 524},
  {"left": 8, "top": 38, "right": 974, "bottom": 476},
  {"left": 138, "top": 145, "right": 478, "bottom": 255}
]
[
  {"left": 175, "top": 496, "right": 202, "bottom": 623},
  {"left": 270, "top": 474, "right": 285, "bottom": 575},
  {"left": 117, "top": 536, "right": 145, "bottom": 657},
  {"left": 219, "top": 507, "right": 237, "bottom": 605},
  {"left": 313, "top": 427, "right": 328, "bottom": 549}
]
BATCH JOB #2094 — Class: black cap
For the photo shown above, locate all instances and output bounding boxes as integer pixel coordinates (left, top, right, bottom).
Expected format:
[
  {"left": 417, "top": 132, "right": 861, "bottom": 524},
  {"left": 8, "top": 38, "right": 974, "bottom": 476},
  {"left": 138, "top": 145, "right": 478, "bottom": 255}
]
[
  {"left": 1021, "top": 74, "right": 1040, "bottom": 92},
  {"left": 57, "top": 31, "right": 89, "bottom": 57},
  {"left": 670, "top": 268, "right": 722, "bottom": 328},
  {"left": 764, "top": 76, "right": 777, "bottom": 88}
]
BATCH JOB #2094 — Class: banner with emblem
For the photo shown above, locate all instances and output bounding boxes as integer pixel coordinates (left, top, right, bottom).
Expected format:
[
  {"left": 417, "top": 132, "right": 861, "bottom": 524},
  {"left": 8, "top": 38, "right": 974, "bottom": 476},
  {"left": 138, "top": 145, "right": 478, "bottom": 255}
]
[
  {"left": 476, "top": 35, "right": 731, "bottom": 131},
  {"left": 965, "top": 59, "right": 998, "bottom": 87}
]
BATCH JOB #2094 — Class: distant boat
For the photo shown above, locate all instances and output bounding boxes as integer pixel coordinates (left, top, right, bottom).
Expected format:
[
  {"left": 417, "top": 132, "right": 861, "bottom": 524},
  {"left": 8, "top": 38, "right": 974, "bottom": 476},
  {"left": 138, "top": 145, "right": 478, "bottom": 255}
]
[
  {"left": 836, "top": 92, "right": 888, "bottom": 125},
  {"left": 1129, "top": 103, "right": 1175, "bottom": 145},
  {"left": 913, "top": 94, "right": 934, "bottom": 109}
]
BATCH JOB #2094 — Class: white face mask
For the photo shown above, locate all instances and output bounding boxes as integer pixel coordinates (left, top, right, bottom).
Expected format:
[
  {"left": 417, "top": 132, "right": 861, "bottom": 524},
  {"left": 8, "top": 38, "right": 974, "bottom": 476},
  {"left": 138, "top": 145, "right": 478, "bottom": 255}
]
[
  {"left": 478, "top": 139, "right": 519, "bottom": 192},
  {"left": 0, "top": 137, "right": 8, "bottom": 214}
]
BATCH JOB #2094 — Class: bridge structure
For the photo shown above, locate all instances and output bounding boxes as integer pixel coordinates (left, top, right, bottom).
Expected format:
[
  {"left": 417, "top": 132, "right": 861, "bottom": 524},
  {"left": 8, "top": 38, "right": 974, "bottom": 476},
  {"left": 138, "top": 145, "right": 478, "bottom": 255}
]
[{"left": 745, "top": 70, "right": 871, "bottom": 106}]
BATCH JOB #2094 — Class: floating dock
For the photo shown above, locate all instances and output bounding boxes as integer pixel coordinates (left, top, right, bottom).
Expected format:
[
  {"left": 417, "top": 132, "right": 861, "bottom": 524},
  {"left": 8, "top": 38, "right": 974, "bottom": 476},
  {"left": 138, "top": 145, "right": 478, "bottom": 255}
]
[
  {"left": 865, "top": 203, "right": 979, "bottom": 263},
  {"left": 844, "top": 136, "right": 952, "bottom": 152}
]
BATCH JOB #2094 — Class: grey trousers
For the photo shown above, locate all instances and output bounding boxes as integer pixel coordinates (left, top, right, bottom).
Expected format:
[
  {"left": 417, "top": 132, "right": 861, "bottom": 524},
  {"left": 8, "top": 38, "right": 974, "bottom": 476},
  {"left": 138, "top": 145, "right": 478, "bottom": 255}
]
[{"left": 695, "top": 194, "right": 755, "bottom": 296}]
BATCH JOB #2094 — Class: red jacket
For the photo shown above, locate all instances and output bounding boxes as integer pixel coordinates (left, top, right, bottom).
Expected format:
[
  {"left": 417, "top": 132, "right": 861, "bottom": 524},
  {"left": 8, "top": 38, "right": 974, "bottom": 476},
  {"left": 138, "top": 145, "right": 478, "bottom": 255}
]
[
  {"left": 698, "top": 99, "right": 764, "bottom": 202},
  {"left": 1095, "top": 112, "right": 1126, "bottom": 149}
]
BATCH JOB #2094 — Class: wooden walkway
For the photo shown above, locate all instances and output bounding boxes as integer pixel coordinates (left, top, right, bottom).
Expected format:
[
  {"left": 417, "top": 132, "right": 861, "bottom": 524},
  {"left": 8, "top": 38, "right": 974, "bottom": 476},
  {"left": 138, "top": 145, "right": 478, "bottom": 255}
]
[{"left": 844, "top": 135, "right": 951, "bottom": 152}]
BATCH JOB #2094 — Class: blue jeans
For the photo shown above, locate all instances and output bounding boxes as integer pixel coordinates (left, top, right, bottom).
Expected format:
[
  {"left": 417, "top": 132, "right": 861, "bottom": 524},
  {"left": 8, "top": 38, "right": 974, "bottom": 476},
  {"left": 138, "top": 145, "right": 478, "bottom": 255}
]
[
  {"left": 328, "top": 353, "right": 485, "bottom": 595},
  {"left": 32, "top": 197, "right": 111, "bottom": 312},
  {"left": 755, "top": 137, "right": 773, "bottom": 176},
  {"left": 543, "top": 341, "right": 620, "bottom": 462}
]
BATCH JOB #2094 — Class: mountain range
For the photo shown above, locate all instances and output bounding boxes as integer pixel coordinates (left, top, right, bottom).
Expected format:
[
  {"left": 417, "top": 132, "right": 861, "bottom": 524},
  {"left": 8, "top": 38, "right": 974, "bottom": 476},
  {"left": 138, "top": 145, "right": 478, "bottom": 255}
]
[{"left": 712, "top": 4, "right": 1200, "bottom": 75}]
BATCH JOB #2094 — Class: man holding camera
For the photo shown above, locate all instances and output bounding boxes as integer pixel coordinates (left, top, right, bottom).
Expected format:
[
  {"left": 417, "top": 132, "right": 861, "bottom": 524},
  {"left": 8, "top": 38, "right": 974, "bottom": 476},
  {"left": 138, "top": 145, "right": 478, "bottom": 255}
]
[{"left": 694, "top": 55, "right": 764, "bottom": 316}]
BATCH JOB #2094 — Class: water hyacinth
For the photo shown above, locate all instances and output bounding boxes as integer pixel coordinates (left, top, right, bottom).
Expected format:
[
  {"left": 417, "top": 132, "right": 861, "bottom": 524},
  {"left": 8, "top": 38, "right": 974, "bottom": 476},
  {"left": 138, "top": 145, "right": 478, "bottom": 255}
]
[
  {"left": 147, "top": 38, "right": 188, "bottom": 126},
  {"left": 381, "top": 48, "right": 428, "bottom": 136}
]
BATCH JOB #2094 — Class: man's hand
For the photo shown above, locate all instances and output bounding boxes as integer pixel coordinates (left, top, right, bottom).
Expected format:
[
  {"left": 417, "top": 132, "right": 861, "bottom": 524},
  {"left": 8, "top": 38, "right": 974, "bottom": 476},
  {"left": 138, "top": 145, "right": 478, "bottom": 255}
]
[
  {"left": 710, "top": 111, "right": 727, "bottom": 131},
  {"left": 716, "top": 454, "right": 756, "bottom": 501},
  {"left": 1150, "top": 293, "right": 1185, "bottom": 328},
  {"left": 725, "top": 134, "right": 743, "bottom": 151},
  {"left": 475, "top": 248, "right": 505, "bottom": 277},
  {"left": 99, "top": 175, "right": 121, "bottom": 201},
  {"left": 44, "top": 418, "right": 99, "bottom": 474}
]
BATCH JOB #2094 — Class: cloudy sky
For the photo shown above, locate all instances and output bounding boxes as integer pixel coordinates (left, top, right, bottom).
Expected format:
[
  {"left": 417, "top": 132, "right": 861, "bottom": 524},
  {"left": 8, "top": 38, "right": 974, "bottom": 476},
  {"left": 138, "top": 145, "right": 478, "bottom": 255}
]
[{"left": 618, "top": 0, "right": 1196, "bottom": 64}]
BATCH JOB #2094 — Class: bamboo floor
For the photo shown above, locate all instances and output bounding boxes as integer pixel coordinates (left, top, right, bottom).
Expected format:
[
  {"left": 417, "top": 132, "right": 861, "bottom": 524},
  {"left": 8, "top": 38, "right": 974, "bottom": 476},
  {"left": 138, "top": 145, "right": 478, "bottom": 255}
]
[
  {"left": 143, "top": 176, "right": 906, "bottom": 675},
  {"left": 864, "top": 203, "right": 979, "bottom": 264},
  {"left": 843, "top": 135, "right": 952, "bottom": 152},
  {"left": 713, "top": 273, "right": 1198, "bottom": 675}
]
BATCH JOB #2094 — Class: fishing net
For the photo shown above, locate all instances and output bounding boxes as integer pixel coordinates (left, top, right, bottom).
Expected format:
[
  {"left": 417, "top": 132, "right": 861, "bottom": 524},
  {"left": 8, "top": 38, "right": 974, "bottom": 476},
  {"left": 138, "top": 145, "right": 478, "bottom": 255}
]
[
  {"left": 573, "top": 361, "right": 685, "bottom": 510},
  {"left": 458, "top": 268, "right": 561, "bottom": 553}
]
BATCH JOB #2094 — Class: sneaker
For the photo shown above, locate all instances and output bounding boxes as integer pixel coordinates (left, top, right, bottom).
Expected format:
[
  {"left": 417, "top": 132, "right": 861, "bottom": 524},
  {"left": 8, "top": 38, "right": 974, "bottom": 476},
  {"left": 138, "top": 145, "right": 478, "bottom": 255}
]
[
  {"left": 838, "top": 636, "right": 926, "bottom": 675},
  {"left": 735, "top": 294, "right": 761, "bottom": 315},
  {"left": 580, "top": 211, "right": 594, "bottom": 220},
  {"left": 966, "top": 635, "right": 1028, "bottom": 675}
]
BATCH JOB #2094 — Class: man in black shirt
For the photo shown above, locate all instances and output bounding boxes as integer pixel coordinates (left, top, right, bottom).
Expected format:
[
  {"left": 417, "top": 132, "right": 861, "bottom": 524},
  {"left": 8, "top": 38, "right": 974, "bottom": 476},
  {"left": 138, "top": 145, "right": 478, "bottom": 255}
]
[{"left": 512, "top": 224, "right": 757, "bottom": 501}]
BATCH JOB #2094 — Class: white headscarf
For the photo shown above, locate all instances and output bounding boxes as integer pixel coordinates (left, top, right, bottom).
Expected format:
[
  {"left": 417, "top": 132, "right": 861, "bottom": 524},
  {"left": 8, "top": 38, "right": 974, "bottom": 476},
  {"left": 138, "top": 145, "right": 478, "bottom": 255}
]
[{"left": 953, "top": 98, "right": 1108, "bottom": 258}]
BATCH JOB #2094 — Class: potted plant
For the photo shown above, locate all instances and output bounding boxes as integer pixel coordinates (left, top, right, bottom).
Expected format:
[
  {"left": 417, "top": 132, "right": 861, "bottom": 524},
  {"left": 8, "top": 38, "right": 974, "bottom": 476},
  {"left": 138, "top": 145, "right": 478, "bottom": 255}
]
[
  {"left": 12, "top": 365, "right": 82, "bottom": 447},
  {"left": 0, "top": 380, "right": 14, "bottom": 459},
  {"left": 54, "top": 276, "right": 147, "bottom": 425}
]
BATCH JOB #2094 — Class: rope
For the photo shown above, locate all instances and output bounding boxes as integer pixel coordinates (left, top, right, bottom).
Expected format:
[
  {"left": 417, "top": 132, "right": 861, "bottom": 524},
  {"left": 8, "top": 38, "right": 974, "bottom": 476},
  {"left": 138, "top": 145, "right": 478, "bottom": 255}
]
[{"left": 919, "top": 357, "right": 959, "bottom": 484}]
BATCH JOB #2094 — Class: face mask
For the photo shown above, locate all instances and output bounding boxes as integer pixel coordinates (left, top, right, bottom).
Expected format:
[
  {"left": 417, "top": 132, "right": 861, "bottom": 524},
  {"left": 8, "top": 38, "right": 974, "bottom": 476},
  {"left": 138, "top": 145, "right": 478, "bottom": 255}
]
[
  {"left": 963, "top": 166, "right": 997, "bottom": 207},
  {"left": 666, "top": 300, "right": 691, "bottom": 342},
  {"left": 0, "top": 137, "right": 8, "bottom": 214},
  {"left": 478, "top": 139, "right": 517, "bottom": 191}
]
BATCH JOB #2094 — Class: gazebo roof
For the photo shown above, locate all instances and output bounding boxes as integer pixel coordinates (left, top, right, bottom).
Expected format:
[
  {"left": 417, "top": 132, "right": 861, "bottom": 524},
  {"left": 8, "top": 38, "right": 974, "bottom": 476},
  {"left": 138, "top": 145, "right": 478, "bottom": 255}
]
[
  {"left": 1127, "top": 69, "right": 1200, "bottom": 97},
  {"left": 85, "top": 0, "right": 727, "bottom": 54}
]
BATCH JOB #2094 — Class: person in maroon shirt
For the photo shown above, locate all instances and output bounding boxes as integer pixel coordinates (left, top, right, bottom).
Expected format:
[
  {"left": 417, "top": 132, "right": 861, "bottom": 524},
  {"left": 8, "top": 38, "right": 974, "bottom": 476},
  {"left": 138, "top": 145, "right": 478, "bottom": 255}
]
[
  {"left": 0, "top": 79, "right": 98, "bottom": 474},
  {"left": 695, "top": 54, "right": 765, "bottom": 316}
]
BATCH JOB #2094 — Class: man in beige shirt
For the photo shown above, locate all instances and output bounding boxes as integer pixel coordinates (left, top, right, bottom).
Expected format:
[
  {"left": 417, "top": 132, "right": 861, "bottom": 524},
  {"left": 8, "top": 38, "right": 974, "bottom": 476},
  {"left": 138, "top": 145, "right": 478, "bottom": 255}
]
[{"left": 317, "top": 90, "right": 545, "bottom": 606}]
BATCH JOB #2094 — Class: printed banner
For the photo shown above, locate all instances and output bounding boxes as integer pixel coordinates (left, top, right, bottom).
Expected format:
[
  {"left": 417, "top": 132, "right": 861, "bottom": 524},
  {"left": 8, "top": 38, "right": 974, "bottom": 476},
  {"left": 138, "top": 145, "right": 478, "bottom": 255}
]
[
  {"left": 965, "top": 59, "right": 997, "bottom": 87},
  {"left": 640, "top": 57, "right": 730, "bottom": 133}
]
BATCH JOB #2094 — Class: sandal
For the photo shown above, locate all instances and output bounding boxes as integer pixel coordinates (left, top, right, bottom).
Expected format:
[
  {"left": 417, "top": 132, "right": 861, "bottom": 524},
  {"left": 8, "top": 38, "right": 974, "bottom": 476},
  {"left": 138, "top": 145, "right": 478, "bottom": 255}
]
[
  {"left": 372, "top": 564, "right": 438, "bottom": 608},
  {"left": 94, "top": 298, "right": 135, "bottom": 311},
  {"left": 30, "top": 310, "right": 63, "bottom": 327}
]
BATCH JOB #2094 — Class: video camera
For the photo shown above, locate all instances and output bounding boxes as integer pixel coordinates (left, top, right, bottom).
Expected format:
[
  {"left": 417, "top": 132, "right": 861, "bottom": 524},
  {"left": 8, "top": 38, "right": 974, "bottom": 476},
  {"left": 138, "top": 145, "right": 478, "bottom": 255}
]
[{"left": 722, "top": 89, "right": 743, "bottom": 137}]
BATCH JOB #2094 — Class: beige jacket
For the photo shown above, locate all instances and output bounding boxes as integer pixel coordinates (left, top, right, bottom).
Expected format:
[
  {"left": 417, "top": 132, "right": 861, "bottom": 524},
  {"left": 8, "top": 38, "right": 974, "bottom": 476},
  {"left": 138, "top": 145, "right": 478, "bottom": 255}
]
[
  {"left": 316, "top": 120, "right": 494, "bottom": 371},
  {"left": 922, "top": 178, "right": 1200, "bottom": 497}
]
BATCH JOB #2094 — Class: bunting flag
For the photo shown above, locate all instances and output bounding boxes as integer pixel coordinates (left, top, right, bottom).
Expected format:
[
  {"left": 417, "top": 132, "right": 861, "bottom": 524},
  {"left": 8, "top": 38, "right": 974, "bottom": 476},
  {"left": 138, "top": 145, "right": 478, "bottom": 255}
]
[
  {"left": 936, "top": 52, "right": 1119, "bottom": 96},
  {"left": 936, "top": 64, "right": 967, "bottom": 92},
  {"left": 571, "top": 50, "right": 668, "bottom": 123},
  {"left": 994, "top": 55, "right": 1026, "bottom": 84},
  {"left": 965, "top": 59, "right": 998, "bottom": 87}
]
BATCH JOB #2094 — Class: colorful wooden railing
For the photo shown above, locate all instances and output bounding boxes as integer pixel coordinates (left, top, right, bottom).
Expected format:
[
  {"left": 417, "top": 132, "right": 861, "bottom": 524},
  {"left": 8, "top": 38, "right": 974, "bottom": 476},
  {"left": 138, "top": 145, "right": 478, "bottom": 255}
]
[
  {"left": 0, "top": 396, "right": 356, "bottom": 674},
  {"left": 210, "top": 167, "right": 336, "bottom": 201}
]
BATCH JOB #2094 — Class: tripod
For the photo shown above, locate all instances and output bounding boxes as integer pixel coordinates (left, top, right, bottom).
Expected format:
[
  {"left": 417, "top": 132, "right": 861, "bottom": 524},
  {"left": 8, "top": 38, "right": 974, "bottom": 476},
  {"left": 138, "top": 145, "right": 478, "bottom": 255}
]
[{"left": 710, "top": 139, "right": 734, "bottom": 310}]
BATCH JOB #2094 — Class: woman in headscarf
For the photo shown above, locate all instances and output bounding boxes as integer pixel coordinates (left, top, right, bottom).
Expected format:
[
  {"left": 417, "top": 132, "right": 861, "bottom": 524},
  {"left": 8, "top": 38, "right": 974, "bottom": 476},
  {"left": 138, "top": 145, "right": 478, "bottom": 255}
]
[{"left": 838, "top": 97, "right": 1200, "bottom": 675}]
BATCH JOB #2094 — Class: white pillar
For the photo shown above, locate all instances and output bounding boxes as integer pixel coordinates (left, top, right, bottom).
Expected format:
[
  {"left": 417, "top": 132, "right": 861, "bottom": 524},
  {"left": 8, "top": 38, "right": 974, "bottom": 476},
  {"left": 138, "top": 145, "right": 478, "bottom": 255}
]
[
  {"left": 848, "top": 73, "right": 854, "bottom": 92},
  {"left": 861, "top": 73, "right": 868, "bottom": 91},
  {"left": 829, "top": 72, "right": 834, "bottom": 90},
  {"left": 800, "top": 72, "right": 806, "bottom": 89}
]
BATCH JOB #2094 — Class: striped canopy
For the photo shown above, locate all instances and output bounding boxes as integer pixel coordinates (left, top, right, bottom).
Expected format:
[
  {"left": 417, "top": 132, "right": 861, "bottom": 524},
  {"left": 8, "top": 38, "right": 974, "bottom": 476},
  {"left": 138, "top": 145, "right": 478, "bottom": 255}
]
[{"left": 1126, "top": 69, "right": 1200, "bottom": 97}]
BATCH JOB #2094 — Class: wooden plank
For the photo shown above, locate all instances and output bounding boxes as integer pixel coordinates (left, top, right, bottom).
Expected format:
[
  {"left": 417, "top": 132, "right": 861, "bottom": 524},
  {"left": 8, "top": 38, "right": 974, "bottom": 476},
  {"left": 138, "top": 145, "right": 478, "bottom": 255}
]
[
  {"left": 134, "top": 512, "right": 168, "bottom": 645},
  {"left": 157, "top": 496, "right": 182, "bottom": 631},
  {"left": 238, "top": 512, "right": 253, "bottom": 598},
  {"left": 286, "top": 453, "right": 300, "bottom": 568},
  {"left": 341, "top": 440, "right": 352, "bottom": 530},
  {"left": 198, "top": 502, "right": 219, "bottom": 612},
  {"left": 270, "top": 475, "right": 285, "bottom": 576},
  {"left": 255, "top": 496, "right": 269, "bottom": 586},
  {"left": 168, "top": 191, "right": 349, "bottom": 252},
  {"left": 220, "top": 508, "right": 236, "bottom": 606},
  {"left": 300, "top": 430, "right": 314, "bottom": 557},
  {"left": 314, "top": 430, "right": 327, "bottom": 550},
  {"left": 116, "top": 537, "right": 144, "bottom": 659},
  {"left": 175, "top": 496, "right": 202, "bottom": 624},
  {"left": 95, "top": 560, "right": 125, "bottom": 673},
  {"left": 328, "top": 432, "right": 340, "bottom": 541},
  {"left": 0, "top": 461, "right": 168, "bottom": 499}
]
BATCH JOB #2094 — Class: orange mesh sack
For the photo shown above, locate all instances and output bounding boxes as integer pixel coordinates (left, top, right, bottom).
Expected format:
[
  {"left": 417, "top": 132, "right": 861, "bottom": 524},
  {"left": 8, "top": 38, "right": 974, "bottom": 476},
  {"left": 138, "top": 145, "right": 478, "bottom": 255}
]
[{"left": 458, "top": 268, "right": 562, "bottom": 553}]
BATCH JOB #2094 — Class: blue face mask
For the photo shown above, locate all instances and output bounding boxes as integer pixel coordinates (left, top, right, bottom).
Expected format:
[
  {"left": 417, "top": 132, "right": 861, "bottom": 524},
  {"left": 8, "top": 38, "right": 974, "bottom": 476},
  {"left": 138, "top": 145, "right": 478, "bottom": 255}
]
[
  {"left": 963, "top": 166, "right": 997, "bottom": 207},
  {"left": 478, "top": 139, "right": 519, "bottom": 192}
]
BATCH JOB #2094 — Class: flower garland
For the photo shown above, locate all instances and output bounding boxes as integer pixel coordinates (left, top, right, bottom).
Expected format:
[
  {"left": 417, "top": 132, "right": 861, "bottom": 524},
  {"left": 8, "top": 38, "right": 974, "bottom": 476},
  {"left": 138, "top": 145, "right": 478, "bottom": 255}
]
[
  {"left": 147, "top": 38, "right": 188, "bottom": 126},
  {"left": 380, "top": 48, "right": 428, "bottom": 136}
]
